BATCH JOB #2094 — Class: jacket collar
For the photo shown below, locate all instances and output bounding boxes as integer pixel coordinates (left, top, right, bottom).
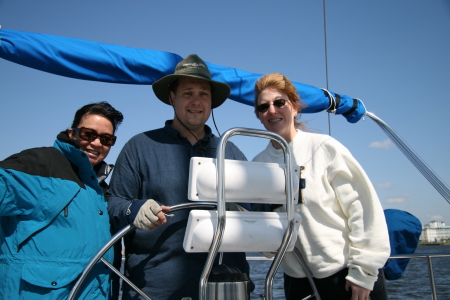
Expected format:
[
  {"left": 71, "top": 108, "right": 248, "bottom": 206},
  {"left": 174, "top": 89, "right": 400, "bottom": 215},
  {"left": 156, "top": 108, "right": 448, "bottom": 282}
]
[
  {"left": 55, "top": 130, "right": 113, "bottom": 184},
  {"left": 56, "top": 130, "right": 80, "bottom": 148}
]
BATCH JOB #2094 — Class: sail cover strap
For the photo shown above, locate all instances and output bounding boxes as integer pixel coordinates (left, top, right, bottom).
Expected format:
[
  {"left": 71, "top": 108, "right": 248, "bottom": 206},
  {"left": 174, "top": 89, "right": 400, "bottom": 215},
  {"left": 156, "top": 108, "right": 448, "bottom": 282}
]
[{"left": 343, "top": 98, "right": 359, "bottom": 116}]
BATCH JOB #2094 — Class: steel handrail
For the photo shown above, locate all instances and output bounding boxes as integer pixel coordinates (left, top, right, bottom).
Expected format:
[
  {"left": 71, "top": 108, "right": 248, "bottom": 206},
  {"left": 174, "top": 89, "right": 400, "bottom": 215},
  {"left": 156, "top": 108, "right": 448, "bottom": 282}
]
[
  {"left": 366, "top": 112, "right": 450, "bottom": 204},
  {"left": 247, "top": 251, "right": 450, "bottom": 300},
  {"left": 390, "top": 251, "right": 450, "bottom": 300},
  {"left": 198, "top": 127, "right": 304, "bottom": 300},
  {"left": 67, "top": 202, "right": 217, "bottom": 300}
]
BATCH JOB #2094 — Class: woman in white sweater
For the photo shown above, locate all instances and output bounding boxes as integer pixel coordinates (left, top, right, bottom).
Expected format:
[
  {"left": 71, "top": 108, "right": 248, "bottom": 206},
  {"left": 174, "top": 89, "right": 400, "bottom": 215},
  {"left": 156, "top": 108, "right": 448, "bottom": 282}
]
[{"left": 252, "top": 73, "right": 390, "bottom": 300}]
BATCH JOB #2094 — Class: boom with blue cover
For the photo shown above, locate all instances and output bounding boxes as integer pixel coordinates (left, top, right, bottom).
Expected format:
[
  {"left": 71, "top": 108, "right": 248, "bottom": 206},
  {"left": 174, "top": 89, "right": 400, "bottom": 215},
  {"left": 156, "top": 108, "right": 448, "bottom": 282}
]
[{"left": 0, "top": 28, "right": 365, "bottom": 123}]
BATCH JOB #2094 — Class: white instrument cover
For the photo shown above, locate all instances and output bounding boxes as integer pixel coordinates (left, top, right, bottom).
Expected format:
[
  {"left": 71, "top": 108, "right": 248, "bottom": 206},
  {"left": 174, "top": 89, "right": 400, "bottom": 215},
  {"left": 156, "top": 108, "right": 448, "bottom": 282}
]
[
  {"left": 183, "top": 210, "right": 301, "bottom": 253},
  {"left": 188, "top": 157, "right": 300, "bottom": 204}
]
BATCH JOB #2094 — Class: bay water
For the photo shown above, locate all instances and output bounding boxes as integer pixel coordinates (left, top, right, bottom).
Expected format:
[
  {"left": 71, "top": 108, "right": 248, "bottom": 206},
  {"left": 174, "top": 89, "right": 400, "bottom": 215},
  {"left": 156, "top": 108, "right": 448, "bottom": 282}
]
[
  {"left": 249, "top": 245, "right": 450, "bottom": 299},
  {"left": 118, "top": 245, "right": 449, "bottom": 299}
]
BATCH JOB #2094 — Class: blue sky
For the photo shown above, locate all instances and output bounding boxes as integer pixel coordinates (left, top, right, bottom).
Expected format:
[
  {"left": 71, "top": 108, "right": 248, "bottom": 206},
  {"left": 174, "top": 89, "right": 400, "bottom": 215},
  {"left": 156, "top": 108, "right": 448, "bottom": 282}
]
[{"left": 0, "top": 0, "right": 449, "bottom": 226}]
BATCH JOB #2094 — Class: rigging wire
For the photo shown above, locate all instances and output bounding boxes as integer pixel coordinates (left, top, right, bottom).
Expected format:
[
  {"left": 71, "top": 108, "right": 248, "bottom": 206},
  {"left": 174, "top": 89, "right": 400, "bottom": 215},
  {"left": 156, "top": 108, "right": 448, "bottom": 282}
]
[
  {"left": 321, "top": 1, "right": 450, "bottom": 207},
  {"left": 366, "top": 112, "right": 450, "bottom": 204},
  {"left": 322, "top": 0, "right": 332, "bottom": 136}
]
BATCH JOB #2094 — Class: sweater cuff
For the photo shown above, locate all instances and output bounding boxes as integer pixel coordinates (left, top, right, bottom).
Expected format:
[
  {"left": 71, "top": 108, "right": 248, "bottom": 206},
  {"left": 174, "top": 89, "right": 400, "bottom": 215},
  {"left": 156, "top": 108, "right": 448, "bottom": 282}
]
[
  {"left": 126, "top": 200, "right": 146, "bottom": 224},
  {"left": 126, "top": 199, "right": 163, "bottom": 224},
  {"left": 346, "top": 266, "right": 379, "bottom": 290}
]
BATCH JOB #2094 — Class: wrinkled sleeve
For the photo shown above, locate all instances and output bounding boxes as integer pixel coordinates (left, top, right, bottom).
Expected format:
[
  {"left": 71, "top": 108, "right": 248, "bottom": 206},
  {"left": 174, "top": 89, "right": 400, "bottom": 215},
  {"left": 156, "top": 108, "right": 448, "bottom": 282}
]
[
  {"left": 0, "top": 169, "right": 28, "bottom": 216},
  {"left": 0, "top": 155, "right": 38, "bottom": 216},
  {"left": 328, "top": 141, "right": 390, "bottom": 290},
  {"left": 107, "top": 141, "right": 144, "bottom": 232}
]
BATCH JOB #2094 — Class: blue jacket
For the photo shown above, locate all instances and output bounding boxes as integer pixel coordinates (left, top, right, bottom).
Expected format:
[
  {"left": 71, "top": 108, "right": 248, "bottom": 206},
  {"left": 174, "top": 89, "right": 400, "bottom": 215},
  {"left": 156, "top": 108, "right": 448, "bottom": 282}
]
[{"left": 0, "top": 132, "right": 114, "bottom": 299}]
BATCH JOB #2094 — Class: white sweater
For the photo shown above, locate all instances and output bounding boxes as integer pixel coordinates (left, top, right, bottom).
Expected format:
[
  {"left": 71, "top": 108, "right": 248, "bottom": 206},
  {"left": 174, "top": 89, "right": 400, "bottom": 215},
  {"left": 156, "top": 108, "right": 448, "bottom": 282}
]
[{"left": 253, "top": 130, "right": 390, "bottom": 290}]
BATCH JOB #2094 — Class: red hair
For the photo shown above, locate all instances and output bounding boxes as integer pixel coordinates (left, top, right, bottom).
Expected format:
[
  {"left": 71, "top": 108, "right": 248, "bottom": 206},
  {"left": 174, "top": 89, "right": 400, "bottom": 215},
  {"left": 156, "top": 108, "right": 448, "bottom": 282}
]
[{"left": 254, "top": 73, "right": 307, "bottom": 130}]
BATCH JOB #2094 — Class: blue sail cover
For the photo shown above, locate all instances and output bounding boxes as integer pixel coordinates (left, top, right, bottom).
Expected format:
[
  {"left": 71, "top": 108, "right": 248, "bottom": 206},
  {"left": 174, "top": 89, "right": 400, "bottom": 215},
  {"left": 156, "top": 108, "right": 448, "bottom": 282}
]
[
  {"left": 383, "top": 209, "right": 422, "bottom": 280},
  {"left": 0, "top": 28, "right": 365, "bottom": 123}
]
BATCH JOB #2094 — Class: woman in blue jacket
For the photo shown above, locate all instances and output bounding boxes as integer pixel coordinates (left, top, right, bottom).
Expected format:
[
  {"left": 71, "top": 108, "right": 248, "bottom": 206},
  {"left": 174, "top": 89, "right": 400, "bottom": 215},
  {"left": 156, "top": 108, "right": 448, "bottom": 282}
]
[{"left": 0, "top": 101, "right": 123, "bottom": 299}]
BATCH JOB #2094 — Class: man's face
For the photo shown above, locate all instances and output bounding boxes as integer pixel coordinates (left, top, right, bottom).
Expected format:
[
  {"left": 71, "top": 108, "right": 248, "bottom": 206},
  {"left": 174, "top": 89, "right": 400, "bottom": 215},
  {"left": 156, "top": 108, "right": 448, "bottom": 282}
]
[{"left": 170, "top": 77, "right": 212, "bottom": 133}]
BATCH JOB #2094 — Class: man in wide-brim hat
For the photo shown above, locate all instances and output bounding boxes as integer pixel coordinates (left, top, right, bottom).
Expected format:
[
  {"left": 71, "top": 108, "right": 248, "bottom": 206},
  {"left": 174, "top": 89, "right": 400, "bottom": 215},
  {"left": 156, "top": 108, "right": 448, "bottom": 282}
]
[
  {"left": 153, "top": 54, "right": 230, "bottom": 108},
  {"left": 108, "top": 54, "right": 253, "bottom": 300},
  {"left": 152, "top": 54, "right": 230, "bottom": 145}
]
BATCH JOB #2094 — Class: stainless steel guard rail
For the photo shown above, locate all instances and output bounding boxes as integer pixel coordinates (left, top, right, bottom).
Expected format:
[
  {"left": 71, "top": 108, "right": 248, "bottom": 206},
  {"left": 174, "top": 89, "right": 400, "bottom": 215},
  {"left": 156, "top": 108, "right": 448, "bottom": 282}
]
[
  {"left": 198, "top": 127, "right": 319, "bottom": 300},
  {"left": 366, "top": 112, "right": 450, "bottom": 204}
]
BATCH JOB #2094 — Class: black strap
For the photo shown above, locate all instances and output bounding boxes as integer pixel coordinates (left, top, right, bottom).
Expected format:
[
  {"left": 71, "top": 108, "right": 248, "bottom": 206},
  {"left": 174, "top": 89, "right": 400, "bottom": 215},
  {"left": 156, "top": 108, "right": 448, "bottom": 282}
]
[
  {"left": 297, "top": 166, "right": 305, "bottom": 204},
  {"left": 335, "top": 93, "right": 341, "bottom": 110},
  {"left": 343, "top": 98, "right": 359, "bottom": 116}
]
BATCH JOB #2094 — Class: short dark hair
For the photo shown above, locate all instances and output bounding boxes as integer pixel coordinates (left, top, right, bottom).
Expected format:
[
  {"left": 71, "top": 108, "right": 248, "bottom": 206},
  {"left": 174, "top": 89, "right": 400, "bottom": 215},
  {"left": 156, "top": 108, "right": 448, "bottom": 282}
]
[{"left": 71, "top": 101, "right": 124, "bottom": 133}]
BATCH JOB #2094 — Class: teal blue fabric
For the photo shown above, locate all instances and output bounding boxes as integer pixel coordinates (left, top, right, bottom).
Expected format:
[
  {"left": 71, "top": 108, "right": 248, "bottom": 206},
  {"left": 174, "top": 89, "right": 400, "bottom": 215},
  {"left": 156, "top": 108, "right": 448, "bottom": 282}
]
[{"left": 0, "top": 137, "right": 114, "bottom": 299}]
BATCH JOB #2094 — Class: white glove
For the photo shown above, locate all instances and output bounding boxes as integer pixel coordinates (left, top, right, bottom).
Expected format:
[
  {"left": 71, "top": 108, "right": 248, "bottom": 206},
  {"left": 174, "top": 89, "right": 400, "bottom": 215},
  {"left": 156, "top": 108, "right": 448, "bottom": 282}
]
[{"left": 133, "top": 199, "right": 163, "bottom": 230}]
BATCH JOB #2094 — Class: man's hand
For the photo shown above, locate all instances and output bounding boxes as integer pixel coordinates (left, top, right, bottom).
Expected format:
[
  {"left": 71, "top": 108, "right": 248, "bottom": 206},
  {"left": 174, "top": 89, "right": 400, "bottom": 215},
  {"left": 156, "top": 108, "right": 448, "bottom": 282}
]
[{"left": 133, "top": 199, "right": 170, "bottom": 230}]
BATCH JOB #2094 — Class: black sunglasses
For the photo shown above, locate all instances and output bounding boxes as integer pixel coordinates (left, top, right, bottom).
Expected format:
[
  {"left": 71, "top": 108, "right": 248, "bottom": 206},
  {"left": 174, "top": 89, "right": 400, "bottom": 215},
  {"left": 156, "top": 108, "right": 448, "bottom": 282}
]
[
  {"left": 256, "top": 99, "right": 287, "bottom": 113},
  {"left": 72, "top": 127, "right": 117, "bottom": 146}
]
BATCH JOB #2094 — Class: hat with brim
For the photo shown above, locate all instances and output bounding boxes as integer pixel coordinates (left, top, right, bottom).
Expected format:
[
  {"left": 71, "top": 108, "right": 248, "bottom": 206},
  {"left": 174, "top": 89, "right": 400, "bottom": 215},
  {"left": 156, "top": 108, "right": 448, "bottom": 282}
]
[{"left": 152, "top": 54, "right": 230, "bottom": 109}]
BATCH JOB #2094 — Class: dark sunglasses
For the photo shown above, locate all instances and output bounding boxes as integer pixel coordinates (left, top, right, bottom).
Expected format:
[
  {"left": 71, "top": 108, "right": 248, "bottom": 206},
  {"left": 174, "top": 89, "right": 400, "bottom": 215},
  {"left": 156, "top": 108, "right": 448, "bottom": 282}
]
[
  {"left": 256, "top": 99, "right": 287, "bottom": 113},
  {"left": 72, "top": 127, "right": 117, "bottom": 146}
]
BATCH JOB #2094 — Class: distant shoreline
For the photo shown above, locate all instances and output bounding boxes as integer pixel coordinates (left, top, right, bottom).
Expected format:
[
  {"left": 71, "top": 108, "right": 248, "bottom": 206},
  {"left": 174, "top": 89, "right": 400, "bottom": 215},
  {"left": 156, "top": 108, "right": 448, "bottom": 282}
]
[{"left": 419, "top": 242, "right": 450, "bottom": 246}]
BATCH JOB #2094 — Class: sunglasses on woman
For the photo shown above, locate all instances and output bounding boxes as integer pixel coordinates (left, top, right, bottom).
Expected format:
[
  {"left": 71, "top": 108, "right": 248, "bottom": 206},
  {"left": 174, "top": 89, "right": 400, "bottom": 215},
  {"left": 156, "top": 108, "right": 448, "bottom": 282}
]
[
  {"left": 256, "top": 99, "right": 287, "bottom": 113},
  {"left": 72, "top": 127, "right": 117, "bottom": 146}
]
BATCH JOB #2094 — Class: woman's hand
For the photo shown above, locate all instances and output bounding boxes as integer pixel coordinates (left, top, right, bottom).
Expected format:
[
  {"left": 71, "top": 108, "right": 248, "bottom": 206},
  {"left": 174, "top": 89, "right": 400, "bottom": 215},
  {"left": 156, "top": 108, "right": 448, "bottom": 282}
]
[{"left": 345, "top": 280, "right": 371, "bottom": 300}]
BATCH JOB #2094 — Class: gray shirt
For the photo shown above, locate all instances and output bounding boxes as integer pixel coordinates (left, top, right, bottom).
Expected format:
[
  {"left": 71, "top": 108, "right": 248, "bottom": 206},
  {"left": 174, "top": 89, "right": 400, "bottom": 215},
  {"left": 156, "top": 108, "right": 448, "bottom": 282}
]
[{"left": 107, "top": 120, "right": 251, "bottom": 300}]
